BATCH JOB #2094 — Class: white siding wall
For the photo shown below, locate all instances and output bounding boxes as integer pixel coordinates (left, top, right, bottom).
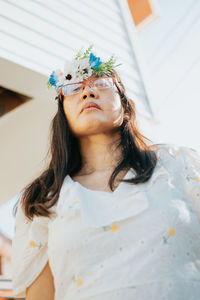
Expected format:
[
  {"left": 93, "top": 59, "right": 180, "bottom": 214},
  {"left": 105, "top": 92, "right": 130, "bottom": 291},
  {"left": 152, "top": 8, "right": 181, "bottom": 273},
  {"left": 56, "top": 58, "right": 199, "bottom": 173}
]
[
  {"left": 138, "top": 0, "right": 200, "bottom": 150},
  {"left": 0, "top": 0, "right": 152, "bottom": 116}
]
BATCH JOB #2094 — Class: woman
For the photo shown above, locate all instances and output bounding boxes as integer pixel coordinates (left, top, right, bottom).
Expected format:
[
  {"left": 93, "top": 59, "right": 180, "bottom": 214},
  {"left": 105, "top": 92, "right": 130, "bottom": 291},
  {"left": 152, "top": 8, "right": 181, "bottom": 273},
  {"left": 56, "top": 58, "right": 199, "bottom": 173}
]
[{"left": 11, "top": 46, "right": 200, "bottom": 300}]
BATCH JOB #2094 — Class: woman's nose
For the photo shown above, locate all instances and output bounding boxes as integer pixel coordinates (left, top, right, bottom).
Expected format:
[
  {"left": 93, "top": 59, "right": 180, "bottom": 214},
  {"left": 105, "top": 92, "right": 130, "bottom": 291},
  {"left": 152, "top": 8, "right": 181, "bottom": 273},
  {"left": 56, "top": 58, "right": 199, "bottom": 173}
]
[{"left": 80, "top": 86, "right": 98, "bottom": 101}]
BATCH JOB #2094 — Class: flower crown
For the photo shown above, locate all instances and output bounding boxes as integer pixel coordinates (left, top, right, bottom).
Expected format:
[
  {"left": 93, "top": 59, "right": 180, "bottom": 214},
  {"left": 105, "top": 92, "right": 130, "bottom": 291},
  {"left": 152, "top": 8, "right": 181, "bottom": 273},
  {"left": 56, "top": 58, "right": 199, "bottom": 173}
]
[{"left": 46, "top": 45, "right": 121, "bottom": 101}]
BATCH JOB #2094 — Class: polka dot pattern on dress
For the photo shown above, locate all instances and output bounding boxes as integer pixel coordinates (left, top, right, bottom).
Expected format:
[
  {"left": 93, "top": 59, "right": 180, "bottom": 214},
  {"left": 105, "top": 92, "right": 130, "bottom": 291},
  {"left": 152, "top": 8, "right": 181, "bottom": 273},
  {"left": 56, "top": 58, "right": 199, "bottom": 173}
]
[{"left": 111, "top": 224, "right": 119, "bottom": 232}]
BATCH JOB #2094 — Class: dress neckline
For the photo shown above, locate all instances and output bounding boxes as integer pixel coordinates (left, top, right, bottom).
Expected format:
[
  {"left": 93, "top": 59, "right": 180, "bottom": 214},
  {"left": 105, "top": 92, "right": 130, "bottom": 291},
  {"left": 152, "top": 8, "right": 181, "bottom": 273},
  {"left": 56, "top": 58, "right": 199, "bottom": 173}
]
[{"left": 66, "top": 168, "right": 136, "bottom": 196}]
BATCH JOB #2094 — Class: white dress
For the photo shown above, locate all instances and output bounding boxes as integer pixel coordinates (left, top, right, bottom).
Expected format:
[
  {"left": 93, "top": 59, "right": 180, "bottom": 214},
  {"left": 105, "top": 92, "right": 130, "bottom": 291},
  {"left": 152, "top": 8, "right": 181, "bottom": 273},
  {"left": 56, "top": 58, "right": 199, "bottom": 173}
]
[{"left": 11, "top": 143, "right": 200, "bottom": 300}]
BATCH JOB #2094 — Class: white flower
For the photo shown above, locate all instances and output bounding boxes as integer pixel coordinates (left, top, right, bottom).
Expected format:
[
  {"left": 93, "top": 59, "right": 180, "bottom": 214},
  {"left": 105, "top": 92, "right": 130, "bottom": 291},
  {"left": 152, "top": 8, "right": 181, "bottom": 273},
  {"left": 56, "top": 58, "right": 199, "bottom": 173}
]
[
  {"left": 63, "top": 61, "right": 77, "bottom": 83},
  {"left": 54, "top": 69, "right": 65, "bottom": 86},
  {"left": 73, "top": 58, "right": 93, "bottom": 80},
  {"left": 64, "top": 58, "right": 93, "bottom": 83},
  {"left": 54, "top": 69, "right": 63, "bottom": 77}
]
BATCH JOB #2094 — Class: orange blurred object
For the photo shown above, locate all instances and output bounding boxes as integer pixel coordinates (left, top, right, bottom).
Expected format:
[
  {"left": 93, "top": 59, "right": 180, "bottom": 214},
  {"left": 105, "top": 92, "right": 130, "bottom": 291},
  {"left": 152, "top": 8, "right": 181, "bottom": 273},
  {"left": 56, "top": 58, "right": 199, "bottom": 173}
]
[
  {"left": 127, "top": 0, "right": 153, "bottom": 25},
  {"left": 0, "top": 289, "right": 14, "bottom": 298}
]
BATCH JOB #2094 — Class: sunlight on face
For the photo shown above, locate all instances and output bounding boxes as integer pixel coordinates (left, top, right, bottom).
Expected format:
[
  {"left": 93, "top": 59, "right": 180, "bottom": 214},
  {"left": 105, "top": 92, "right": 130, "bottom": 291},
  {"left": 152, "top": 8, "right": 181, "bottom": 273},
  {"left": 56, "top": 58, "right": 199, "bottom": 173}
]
[{"left": 62, "top": 76, "right": 124, "bottom": 137}]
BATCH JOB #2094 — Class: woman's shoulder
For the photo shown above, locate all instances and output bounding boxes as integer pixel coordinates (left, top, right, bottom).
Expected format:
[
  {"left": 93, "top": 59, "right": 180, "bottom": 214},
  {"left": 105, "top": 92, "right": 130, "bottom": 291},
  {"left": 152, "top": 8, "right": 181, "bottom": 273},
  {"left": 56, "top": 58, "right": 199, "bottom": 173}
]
[
  {"left": 153, "top": 142, "right": 184, "bottom": 156},
  {"left": 150, "top": 142, "right": 200, "bottom": 180},
  {"left": 12, "top": 194, "right": 52, "bottom": 297},
  {"left": 153, "top": 142, "right": 199, "bottom": 162}
]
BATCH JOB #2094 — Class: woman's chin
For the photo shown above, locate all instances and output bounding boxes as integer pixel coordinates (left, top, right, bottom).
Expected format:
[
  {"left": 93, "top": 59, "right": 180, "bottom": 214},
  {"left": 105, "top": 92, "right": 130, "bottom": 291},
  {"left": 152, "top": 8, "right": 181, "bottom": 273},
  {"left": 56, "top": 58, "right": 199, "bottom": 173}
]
[
  {"left": 79, "top": 112, "right": 107, "bottom": 123},
  {"left": 75, "top": 120, "right": 109, "bottom": 135}
]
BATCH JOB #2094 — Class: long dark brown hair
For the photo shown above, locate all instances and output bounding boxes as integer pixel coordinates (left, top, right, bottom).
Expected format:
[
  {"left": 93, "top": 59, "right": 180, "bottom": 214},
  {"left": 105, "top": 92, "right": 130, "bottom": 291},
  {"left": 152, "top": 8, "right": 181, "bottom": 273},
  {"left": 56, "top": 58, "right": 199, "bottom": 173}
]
[{"left": 13, "top": 70, "right": 158, "bottom": 221}]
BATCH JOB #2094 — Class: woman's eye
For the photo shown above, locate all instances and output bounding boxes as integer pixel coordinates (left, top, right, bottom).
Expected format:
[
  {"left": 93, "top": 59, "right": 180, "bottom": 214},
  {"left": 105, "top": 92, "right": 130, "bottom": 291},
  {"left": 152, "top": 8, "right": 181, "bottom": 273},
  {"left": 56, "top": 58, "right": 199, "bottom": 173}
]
[
  {"left": 72, "top": 86, "right": 82, "bottom": 92},
  {"left": 95, "top": 81, "right": 105, "bottom": 87}
]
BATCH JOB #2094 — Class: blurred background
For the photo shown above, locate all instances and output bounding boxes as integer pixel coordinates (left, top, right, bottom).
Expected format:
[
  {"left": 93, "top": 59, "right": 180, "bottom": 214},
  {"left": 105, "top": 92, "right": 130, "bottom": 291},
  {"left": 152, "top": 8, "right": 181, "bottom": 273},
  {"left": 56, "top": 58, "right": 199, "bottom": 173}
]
[{"left": 0, "top": 0, "right": 199, "bottom": 298}]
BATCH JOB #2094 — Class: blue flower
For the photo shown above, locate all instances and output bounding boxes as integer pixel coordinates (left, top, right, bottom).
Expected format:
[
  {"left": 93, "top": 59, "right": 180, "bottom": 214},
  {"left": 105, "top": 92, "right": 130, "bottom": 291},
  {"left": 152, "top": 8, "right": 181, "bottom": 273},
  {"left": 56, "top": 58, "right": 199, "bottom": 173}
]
[
  {"left": 49, "top": 71, "right": 58, "bottom": 87},
  {"left": 89, "top": 53, "right": 102, "bottom": 69}
]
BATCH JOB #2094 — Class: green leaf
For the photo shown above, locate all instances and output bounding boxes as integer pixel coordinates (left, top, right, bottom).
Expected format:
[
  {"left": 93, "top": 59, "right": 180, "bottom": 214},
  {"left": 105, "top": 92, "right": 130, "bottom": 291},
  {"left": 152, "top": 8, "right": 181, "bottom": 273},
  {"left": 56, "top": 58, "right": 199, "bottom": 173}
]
[
  {"left": 46, "top": 81, "right": 52, "bottom": 89},
  {"left": 74, "top": 47, "right": 84, "bottom": 60},
  {"left": 82, "top": 44, "right": 93, "bottom": 59}
]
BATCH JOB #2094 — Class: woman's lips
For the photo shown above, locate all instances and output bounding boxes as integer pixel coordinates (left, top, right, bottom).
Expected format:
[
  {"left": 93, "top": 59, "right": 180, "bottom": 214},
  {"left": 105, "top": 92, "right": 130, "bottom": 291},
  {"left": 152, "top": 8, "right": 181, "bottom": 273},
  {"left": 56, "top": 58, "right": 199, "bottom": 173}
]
[
  {"left": 81, "top": 102, "right": 101, "bottom": 113},
  {"left": 82, "top": 106, "right": 100, "bottom": 112}
]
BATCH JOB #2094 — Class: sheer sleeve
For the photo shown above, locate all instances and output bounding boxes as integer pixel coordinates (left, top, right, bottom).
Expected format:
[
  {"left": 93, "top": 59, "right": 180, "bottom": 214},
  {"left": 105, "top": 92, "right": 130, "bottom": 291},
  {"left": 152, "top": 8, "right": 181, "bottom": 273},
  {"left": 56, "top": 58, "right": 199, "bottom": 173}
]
[
  {"left": 179, "top": 146, "right": 200, "bottom": 223},
  {"left": 11, "top": 194, "right": 51, "bottom": 298}
]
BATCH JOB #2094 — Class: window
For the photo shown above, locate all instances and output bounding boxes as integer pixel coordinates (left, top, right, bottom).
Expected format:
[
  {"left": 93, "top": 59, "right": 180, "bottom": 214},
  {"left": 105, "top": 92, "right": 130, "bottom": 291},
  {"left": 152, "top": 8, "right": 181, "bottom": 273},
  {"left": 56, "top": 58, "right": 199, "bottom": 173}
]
[{"left": 0, "top": 86, "right": 31, "bottom": 118}]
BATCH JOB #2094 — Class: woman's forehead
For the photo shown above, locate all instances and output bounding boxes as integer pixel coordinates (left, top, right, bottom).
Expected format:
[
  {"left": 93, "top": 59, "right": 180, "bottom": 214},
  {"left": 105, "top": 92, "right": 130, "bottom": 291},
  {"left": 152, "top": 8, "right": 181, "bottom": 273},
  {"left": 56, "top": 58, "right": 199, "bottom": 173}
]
[
  {"left": 82, "top": 73, "right": 114, "bottom": 82},
  {"left": 80, "top": 74, "right": 99, "bottom": 83}
]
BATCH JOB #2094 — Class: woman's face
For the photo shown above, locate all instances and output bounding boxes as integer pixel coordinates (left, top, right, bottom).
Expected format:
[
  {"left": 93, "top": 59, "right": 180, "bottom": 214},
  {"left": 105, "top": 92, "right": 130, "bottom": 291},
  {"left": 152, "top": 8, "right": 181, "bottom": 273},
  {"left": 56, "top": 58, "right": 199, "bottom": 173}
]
[{"left": 62, "top": 75, "right": 124, "bottom": 137}]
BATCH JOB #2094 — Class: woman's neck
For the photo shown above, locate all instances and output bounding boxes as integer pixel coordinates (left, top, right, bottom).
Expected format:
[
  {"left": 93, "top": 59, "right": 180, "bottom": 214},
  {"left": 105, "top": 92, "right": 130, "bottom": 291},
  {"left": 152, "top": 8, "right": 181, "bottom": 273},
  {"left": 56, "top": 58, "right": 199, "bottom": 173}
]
[{"left": 78, "top": 132, "right": 123, "bottom": 175}]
